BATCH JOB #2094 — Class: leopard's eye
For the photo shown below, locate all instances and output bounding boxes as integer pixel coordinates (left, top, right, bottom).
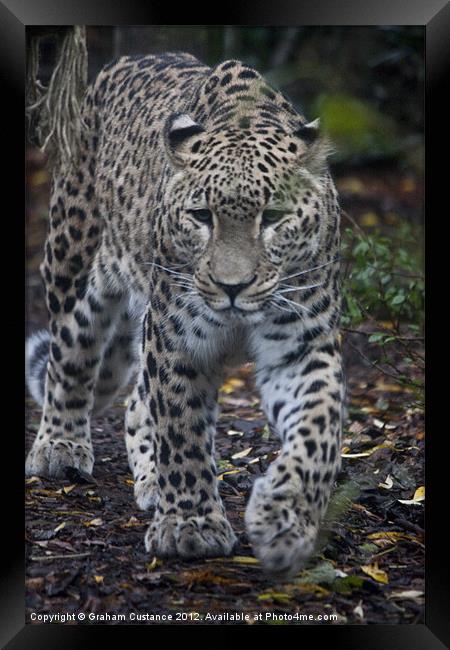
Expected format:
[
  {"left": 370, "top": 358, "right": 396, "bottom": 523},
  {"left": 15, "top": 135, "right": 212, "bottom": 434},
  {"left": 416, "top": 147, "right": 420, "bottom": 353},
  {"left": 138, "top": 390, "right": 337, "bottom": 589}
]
[
  {"left": 262, "top": 209, "right": 288, "bottom": 226},
  {"left": 187, "top": 208, "right": 213, "bottom": 224}
]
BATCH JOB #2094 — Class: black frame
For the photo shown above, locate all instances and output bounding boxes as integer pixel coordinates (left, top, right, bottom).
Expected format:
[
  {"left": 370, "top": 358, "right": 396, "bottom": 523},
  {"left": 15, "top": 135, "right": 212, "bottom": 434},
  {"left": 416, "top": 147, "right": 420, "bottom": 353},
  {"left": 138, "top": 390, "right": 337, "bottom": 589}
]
[{"left": 3, "top": 0, "right": 448, "bottom": 645}]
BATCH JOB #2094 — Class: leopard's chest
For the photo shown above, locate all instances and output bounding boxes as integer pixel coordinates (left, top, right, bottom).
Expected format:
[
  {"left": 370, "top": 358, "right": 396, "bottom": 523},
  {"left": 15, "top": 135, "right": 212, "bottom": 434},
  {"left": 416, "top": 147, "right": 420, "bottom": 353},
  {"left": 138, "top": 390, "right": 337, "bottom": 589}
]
[{"left": 174, "top": 311, "right": 250, "bottom": 369}]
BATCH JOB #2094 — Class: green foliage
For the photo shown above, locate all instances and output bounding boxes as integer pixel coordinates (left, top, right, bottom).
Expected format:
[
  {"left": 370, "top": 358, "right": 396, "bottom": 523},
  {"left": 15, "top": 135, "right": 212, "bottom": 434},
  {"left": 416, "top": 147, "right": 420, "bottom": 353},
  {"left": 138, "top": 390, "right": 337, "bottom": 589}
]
[
  {"left": 322, "top": 479, "right": 361, "bottom": 527},
  {"left": 296, "top": 560, "right": 336, "bottom": 585},
  {"left": 342, "top": 221, "right": 424, "bottom": 328},
  {"left": 332, "top": 575, "right": 366, "bottom": 595},
  {"left": 341, "top": 219, "right": 424, "bottom": 402}
]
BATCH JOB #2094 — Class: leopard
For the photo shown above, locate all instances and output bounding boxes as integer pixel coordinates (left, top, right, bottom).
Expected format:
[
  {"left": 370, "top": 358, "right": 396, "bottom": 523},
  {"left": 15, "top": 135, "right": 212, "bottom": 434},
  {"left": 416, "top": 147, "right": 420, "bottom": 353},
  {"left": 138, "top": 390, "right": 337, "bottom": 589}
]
[{"left": 25, "top": 52, "right": 345, "bottom": 577}]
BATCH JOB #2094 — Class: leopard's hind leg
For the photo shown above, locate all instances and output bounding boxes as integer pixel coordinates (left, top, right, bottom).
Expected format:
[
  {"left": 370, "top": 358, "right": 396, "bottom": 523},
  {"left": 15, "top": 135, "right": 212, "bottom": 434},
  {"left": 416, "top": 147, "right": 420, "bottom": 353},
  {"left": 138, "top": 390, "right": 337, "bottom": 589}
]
[
  {"left": 122, "top": 312, "right": 157, "bottom": 510},
  {"left": 93, "top": 303, "right": 142, "bottom": 415},
  {"left": 25, "top": 102, "right": 126, "bottom": 476},
  {"left": 125, "top": 376, "right": 158, "bottom": 510}
]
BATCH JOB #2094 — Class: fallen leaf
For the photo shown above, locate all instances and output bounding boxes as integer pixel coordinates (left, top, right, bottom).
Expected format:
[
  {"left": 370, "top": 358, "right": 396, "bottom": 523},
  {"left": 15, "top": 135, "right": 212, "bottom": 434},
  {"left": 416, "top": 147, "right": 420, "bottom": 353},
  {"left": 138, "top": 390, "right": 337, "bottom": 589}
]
[
  {"left": 342, "top": 442, "right": 393, "bottom": 458},
  {"left": 26, "top": 577, "right": 44, "bottom": 590},
  {"left": 216, "top": 459, "right": 234, "bottom": 472},
  {"left": 87, "top": 495, "right": 102, "bottom": 503},
  {"left": 146, "top": 557, "right": 163, "bottom": 571},
  {"left": 218, "top": 468, "right": 244, "bottom": 480},
  {"left": 83, "top": 517, "right": 103, "bottom": 527},
  {"left": 258, "top": 592, "right": 292, "bottom": 604},
  {"left": 294, "top": 583, "right": 331, "bottom": 597},
  {"left": 388, "top": 590, "right": 424, "bottom": 601},
  {"left": 367, "top": 531, "right": 422, "bottom": 547},
  {"left": 331, "top": 575, "right": 365, "bottom": 594},
  {"left": 179, "top": 568, "right": 246, "bottom": 587},
  {"left": 378, "top": 475, "right": 394, "bottom": 490},
  {"left": 352, "top": 503, "right": 383, "bottom": 520},
  {"left": 121, "top": 516, "right": 144, "bottom": 528},
  {"left": 353, "top": 600, "right": 364, "bottom": 619},
  {"left": 229, "top": 556, "right": 260, "bottom": 565},
  {"left": 93, "top": 575, "right": 104, "bottom": 584},
  {"left": 218, "top": 396, "right": 253, "bottom": 408},
  {"left": 296, "top": 561, "right": 337, "bottom": 585},
  {"left": 210, "top": 556, "right": 260, "bottom": 566},
  {"left": 398, "top": 486, "right": 425, "bottom": 505},
  {"left": 32, "top": 488, "right": 64, "bottom": 497},
  {"left": 221, "top": 378, "right": 245, "bottom": 394},
  {"left": 231, "top": 447, "right": 253, "bottom": 460},
  {"left": 374, "top": 381, "right": 413, "bottom": 394},
  {"left": 360, "top": 563, "right": 389, "bottom": 584},
  {"left": 348, "top": 421, "right": 364, "bottom": 435}
]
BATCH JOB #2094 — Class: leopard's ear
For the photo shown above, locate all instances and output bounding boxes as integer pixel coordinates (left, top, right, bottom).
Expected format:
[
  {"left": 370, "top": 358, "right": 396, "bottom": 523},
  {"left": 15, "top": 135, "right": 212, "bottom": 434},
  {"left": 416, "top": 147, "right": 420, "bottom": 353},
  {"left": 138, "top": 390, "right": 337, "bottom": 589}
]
[
  {"left": 163, "top": 113, "right": 206, "bottom": 168},
  {"left": 292, "top": 118, "right": 332, "bottom": 175},
  {"left": 293, "top": 118, "right": 320, "bottom": 145}
]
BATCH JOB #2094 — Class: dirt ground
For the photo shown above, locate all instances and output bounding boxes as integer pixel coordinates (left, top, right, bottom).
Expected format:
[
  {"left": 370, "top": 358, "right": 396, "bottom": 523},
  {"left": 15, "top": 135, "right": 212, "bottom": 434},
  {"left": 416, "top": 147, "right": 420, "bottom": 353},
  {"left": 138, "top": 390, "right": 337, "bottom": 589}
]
[{"left": 25, "top": 149, "right": 424, "bottom": 625}]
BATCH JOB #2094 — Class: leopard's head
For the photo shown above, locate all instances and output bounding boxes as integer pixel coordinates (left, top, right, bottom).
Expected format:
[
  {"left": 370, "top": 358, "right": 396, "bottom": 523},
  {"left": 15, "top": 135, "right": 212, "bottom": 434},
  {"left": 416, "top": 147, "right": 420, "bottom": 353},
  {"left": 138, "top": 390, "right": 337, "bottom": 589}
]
[{"left": 162, "top": 111, "right": 333, "bottom": 319}]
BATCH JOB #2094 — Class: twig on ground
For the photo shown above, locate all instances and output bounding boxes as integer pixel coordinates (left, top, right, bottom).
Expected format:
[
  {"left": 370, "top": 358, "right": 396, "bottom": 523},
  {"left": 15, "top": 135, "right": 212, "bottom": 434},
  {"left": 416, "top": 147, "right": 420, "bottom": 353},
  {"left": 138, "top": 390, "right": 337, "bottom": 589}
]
[{"left": 30, "top": 552, "right": 91, "bottom": 562}]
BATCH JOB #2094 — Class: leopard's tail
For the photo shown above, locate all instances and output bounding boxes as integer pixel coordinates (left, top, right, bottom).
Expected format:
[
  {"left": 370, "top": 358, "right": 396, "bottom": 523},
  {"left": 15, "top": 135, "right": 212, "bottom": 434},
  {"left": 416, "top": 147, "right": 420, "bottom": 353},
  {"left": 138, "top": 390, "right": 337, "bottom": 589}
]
[{"left": 26, "top": 330, "right": 50, "bottom": 407}]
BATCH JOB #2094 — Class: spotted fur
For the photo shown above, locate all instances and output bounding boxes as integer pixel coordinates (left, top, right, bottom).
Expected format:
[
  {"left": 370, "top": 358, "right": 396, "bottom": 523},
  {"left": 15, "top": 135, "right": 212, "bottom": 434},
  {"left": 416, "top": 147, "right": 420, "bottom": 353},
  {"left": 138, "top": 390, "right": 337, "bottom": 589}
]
[{"left": 26, "top": 53, "right": 345, "bottom": 575}]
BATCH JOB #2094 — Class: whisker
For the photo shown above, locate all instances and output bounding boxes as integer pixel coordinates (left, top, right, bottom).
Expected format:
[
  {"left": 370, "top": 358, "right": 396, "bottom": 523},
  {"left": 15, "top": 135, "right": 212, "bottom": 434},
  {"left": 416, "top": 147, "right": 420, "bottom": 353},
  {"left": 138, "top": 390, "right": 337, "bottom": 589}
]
[
  {"left": 280, "top": 256, "right": 340, "bottom": 282},
  {"left": 146, "top": 260, "right": 191, "bottom": 270},
  {"left": 276, "top": 294, "right": 304, "bottom": 317},
  {"left": 143, "top": 260, "right": 192, "bottom": 280},
  {"left": 171, "top": 281, "right": 194, "bottom": 290},
  {"left": 277, "top": 281, "right": 324, "bottom": 294},
  {"left": 275, "top": 294, "right": 330, "bottom": 329},
  {"left": 269, "top": 300, "right": 293, "bottom": 314}
]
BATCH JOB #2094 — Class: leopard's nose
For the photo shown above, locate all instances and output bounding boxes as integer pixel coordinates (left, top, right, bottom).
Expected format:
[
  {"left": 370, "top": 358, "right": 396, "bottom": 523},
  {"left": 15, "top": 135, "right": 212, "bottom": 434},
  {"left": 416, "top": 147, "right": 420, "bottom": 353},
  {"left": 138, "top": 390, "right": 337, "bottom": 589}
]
[{"left": 209, "top": 275, "right": 257, "bottom": 302}]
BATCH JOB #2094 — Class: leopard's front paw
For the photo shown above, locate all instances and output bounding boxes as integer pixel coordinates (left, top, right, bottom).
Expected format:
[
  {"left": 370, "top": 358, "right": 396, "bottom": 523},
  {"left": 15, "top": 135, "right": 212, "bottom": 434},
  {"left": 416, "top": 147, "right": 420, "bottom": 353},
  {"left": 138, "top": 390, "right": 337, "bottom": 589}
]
[
  {"left": 145, "top": 510, "right": 237, "bottom": 559},
  {"left": 245, "top": 474, "right": 318, "bottom": 578},
  {"left": 25, "top": 437, "right": 94, "bottom": 479},
  {"left": 134, "top": 469, "right": 159, "bottom": 510}
]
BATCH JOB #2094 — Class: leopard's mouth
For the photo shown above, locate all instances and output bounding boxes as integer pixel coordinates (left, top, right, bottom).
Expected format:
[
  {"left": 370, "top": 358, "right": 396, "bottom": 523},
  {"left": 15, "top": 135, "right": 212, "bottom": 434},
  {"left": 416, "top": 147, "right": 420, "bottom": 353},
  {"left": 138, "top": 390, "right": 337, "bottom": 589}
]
[
  {"left": 215, "top": 305, "right": 259, "bottom": 315},
  {"left": 200, "top": 297, "right": 271, "bottom": 325}
]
